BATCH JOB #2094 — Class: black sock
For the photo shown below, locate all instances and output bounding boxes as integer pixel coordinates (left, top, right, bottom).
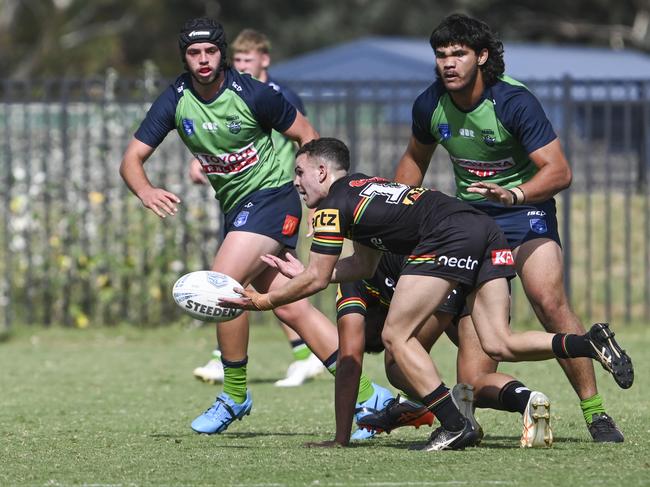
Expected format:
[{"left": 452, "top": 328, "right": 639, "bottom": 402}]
[
  {"left": 498, "top": 380, "right": 532, "bottom": 414},
  {"left": 422, "top": 384, "right": 465, "bottom": 431},
  {"left": 552, "top": 333, "right": 593, "bottom": 358}
]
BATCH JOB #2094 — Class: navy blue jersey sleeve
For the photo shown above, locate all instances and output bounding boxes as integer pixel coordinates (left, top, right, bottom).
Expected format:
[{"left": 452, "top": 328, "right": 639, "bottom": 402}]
[
  {"left": 411, "top": 82, "right": 441, "bottom": 145},
  {"left": 267, "top": 77, "right": 306, "bottom": 115},
  {"left": 493, "top": 81, "right": 557, "bottom": 154},
  {"left": 133, "top": 81, "right": 182, "bottom": 148},
  {"left": 234, "top": 73, "right": 297, "bottom": 133}
]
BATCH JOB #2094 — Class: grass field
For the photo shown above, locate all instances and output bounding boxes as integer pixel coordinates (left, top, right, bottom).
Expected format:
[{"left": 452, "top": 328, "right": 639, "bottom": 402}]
[{"left": 1, "top": 321, "right": 649, "bottom": 486}]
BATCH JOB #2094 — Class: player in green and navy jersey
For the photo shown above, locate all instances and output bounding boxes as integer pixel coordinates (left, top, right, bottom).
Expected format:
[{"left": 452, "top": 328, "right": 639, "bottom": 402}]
[
  {"left": 188, "top": 28, "right": 326, "bottom": 390},
  {"left": 394, "top": 13, "right": 625, "bottom": 443},
  {"left": 119, "top": 17, "right": 388, "bottom": 438},
  {"left": 220, "top": 138, "right": 633, "bottom": 450}
]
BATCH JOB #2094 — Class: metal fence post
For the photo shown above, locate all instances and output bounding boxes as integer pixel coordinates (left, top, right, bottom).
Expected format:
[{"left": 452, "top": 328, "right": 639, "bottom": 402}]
[{"left": 561, "top": 75, "right": 573, "bottom": 302}]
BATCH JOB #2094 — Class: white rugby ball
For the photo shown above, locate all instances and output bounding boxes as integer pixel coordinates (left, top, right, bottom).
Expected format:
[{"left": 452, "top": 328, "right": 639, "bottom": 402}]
[{"left": 172, "top": 271, "right": 244, "bottom": 322}]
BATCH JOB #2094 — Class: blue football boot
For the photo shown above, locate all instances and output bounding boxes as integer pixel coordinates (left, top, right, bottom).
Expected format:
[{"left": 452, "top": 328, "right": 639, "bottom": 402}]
[
  {"left": 191, "top": 390, "right": 253, "bottom": 434},
  {"left": 351, "top": 383, "right": 394, "bottom": 440}
]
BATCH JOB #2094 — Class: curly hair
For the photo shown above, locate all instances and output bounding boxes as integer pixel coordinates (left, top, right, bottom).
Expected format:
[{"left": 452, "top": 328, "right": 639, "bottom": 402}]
[{"left": 429, "top": 13, "right": 505, "bottom": 87}]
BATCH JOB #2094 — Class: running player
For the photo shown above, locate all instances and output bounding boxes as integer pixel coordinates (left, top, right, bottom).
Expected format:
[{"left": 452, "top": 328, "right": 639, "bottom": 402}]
[
  {"left": 189, "top": 28, "right": 325, "bottom": 388},
  {"left": 220, "top": 137, "right": 633, "bottom": 451},
  {"left": 119, "top": 18, "right": 388, "bottom": 437},
  {"left": 394, "top": 13, "right": 625, "bottom": 442}
]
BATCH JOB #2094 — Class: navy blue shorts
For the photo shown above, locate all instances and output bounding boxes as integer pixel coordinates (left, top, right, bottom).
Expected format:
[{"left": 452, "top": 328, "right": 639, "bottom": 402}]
[
  {"left": 223, "top": 182, "right": 302, "bottom": 249},
  {"left": 470, "top": 199, "right": 561, "bottom": 249}
]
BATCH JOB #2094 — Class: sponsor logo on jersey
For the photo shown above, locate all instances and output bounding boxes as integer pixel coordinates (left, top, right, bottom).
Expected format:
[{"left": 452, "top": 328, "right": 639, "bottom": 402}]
[
  {"left": 491, "top": 249, "right": 514, "bottom": 265},
  {"left": 282, "top": 215, "right": 299, "bottom": 236},
  {"left": 233, "top": 211, "right": 249, "bottom": 227},
  {"left": 231, "top": 81, "right": 243, "bottom": 92},
  {"left": 313, "top": 209, "right": 340, "bottom": 233},
  {"left": 438, "top": 254, "right": 479, "bottom": 270},
  {"left": 450, "top": 156, "right": 515, "bottom": 178},
  {"left": 195, "top": 142, "right": 260, "bottom": 175},
  {"left": 226, "top": 115, "right": 242, "bottom": 134},
  {"left": 530, "top": 218, "right": 548, "bottom": 234},
  {"left": 527, "top": 210, "right": 546, "bottom": 216},
  {"left": 244, "top": 202, "right": 254, "bottom": 208},
  {"left": 459, "top": 128, "right": 475, "bottom": 138},
  {"left": 384, "top": 277, "right": 396, "bottom": 289},
  {"left": 182, "top": 118, "right": 195, "bottom": 136},
  {"left": 202, "top": 121, "right": 219, "bottom": 132},
  {"left": 349, "top": 176, "right": 388, "bottom": 187},
  {"left": 438, "top": 123, "right": 451, "bottom": 141}
]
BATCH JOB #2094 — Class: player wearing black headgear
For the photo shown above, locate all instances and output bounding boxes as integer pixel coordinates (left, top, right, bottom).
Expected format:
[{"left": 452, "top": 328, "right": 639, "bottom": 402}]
[{"left": 178, "top": 17, "right": 228, "bottom": 76}]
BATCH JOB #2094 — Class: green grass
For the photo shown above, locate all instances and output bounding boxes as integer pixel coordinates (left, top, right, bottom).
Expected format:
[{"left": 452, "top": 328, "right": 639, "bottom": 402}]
[{"left": 1, "top": 322, "right": 649, "bottom": 486}]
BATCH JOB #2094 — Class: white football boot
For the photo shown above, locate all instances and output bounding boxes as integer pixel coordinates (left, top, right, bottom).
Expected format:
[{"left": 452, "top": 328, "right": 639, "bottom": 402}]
[
  {"left": 193, "top": 359, "right": 224, "bottom": 384},
  {"left": 520, "top": 391, "right": 553, "bottom": 448},
  {"left": 274, "top": 353, "right": 326, "bottom": 387}
]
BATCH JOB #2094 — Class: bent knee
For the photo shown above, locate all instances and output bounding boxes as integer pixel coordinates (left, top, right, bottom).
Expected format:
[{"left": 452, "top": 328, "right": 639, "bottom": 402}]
[{"left": 272, "top": 298, "right": 314, "bottom": 324}]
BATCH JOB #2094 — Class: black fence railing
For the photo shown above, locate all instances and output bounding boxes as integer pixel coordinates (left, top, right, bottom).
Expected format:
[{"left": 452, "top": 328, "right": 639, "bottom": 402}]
[{"left": 1, "top": 76, "right": 649, "bottom": 329}]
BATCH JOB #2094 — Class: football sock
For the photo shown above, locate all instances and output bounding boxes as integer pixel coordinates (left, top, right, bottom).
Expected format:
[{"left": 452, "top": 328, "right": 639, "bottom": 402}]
[
  {"left": 290, "top": 339, "right": 311, "bottom": 361},
  {"left": 211, "top": 349, "right": 222, "bottom": 361},
  {"left": 581, "top": 393, "right": 606, "bottom": 424},
  {"left": 222, "top": 356, "right": 248, "bottom": 403},
  {"left": 498, "top": 380, "right": 532, "bottom": 414},
  {"left": 422, "top": 383, "right": 465, "bottom": 431},
  {"left": 323, "top": 351, "right": 338, "bottom": 375},
  {"left": 356, "top": 376, "right": 374, "bottom": 404},
  {"left": 551, "top": 333, "right": 593, "bottom": 358},
  {"left": 321, "top": 349, "right": 375, "bottom": 403}
]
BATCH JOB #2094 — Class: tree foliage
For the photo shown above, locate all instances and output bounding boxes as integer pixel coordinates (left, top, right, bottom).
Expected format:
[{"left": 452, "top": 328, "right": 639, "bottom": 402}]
[{"left": 1, "top": 0, "right": 648, "bottom": 79}]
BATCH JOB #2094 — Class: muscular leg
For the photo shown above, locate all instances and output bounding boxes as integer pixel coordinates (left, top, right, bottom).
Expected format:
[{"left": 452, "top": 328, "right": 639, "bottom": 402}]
[
  {"left": 456, "top": 315, "right": 519, "bottom": 410},
  {"left": 514, "top": 239, "right": 597, "bottom": 400},
  {"left": 381, "top": 275, "right": 454, "bottom": 398}
]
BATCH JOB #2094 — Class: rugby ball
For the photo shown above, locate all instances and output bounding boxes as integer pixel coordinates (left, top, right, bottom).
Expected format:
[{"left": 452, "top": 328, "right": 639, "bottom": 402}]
[{"left": 172, "top": 271, "right": 244, "bottom": 322}]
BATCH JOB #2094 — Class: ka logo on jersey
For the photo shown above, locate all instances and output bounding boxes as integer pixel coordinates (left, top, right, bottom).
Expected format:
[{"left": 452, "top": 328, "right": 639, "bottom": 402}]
[
  {"left": 233, "top": 211, "right": 249, "bottom": 227},
  {"left": 312, "top": 209, "right": 340, "bottom": 233},
  {"left": 182, "top": 118, "right": 195, "bottom": 136}
]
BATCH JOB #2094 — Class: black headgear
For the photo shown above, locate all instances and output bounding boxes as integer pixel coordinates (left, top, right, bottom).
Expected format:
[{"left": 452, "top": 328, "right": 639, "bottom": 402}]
[{"left": 178, "top": 17, "right": 228, "bottom": 68}]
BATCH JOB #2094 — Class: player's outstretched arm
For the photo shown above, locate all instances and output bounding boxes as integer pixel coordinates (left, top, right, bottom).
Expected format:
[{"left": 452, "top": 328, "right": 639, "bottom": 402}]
[
  {"left": 120, "top": 137, "right": 181, "bottom": 219},
  {"left": 260, "top": 252, "right": 305, "bottom": 278}
]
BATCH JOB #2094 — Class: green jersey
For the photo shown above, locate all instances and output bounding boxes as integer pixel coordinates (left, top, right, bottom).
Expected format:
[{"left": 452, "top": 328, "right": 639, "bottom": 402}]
[
  {"left": 411, "top": 75, "right": 557, "bottom": 201},
  {"left": 135, "top": 69, "right": 298, "bottom": 212}
]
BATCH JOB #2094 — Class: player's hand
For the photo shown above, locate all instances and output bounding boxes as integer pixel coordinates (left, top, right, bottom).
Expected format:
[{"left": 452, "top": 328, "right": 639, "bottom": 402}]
[
  {"left": 260, "top": 252, "right": 305, "bottom": 278},
  {"left": 467, "top": 181, "right": 513, "bottom": 205},
  {"left": 137, "top": 186, "right": 181, "bottom": 218},
  {"left": 304, "top": 439, "right": 345, "bottom": 448},
  {"left": 219, "top": 288, "right": 274, "bottom": 311},
  {"left": 189, "top": 158, "right": 208, "bottom": 185}
]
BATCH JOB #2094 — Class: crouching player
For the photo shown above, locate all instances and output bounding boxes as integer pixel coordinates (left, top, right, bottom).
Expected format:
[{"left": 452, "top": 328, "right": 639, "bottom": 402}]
[{"left": 221, "top": 138, "right": 634, "bottom": 451}]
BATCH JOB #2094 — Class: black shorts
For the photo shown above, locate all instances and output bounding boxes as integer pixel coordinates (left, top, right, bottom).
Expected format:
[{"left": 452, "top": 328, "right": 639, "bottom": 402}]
[
  {"left": 336, "top": 279, "right": 467, "bottom": 353},
  {"left": 223, "top": 182, "right": 302, "bottom": 249},
  {"left": 402, "top": 211, "right": 516, "bottom": 289}
]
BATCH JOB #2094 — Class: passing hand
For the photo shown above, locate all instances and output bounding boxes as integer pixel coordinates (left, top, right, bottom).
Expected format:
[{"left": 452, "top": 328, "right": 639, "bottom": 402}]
[
  {"left": 260, "top": 252, "right": 305, "bottom": 278},
  {"left": 219, "top": 288, "right": 274, "bottom": 311}
]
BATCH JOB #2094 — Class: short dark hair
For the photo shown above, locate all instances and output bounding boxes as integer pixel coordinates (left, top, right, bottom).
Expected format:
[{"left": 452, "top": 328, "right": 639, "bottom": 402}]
[
  {"left": 429, "top": 13, "right": 504, "bottom": 86},
  {"left": 295, "top": 138, "right": 350, "bottom": 172},
  {"left": 179, "top": 17, "right": 228, "bottom": 69}
]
